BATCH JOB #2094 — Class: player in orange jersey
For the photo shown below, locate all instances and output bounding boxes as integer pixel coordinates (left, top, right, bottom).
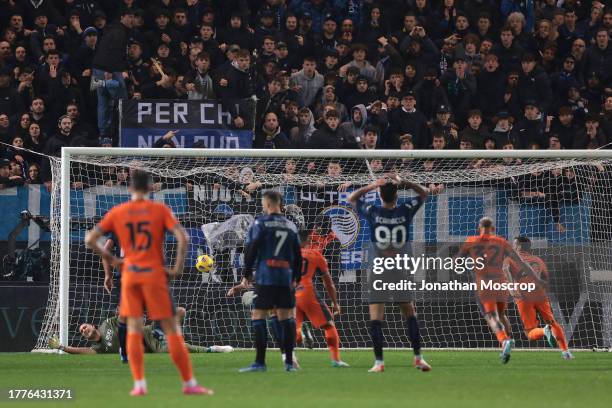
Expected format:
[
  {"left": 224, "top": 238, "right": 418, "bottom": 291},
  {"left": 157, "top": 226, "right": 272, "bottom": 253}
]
[
  {"left": 296, "top": 230, "right": 349, "bottom": 368},
  {"left": 85, "top": 170, "right": 213, "bottom": 397},
  {"left": 506, "top": 236, "right": 574, "bottom": 360},
  {"left": 458, "top": 217, "right": 539, "bottom": 364}
]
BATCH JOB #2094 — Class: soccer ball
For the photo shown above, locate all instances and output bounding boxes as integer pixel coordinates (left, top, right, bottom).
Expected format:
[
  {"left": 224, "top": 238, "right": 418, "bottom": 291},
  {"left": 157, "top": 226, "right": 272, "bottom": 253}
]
[{"left": 195, "top": 254, "right": 214, "bottom": 273}]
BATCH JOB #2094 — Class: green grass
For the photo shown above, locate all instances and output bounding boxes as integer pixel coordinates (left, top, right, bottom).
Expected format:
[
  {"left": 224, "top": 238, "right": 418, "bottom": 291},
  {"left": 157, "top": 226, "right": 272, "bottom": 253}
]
[{"left": 1, "top": 350, "right": 611, "bottom": 408}]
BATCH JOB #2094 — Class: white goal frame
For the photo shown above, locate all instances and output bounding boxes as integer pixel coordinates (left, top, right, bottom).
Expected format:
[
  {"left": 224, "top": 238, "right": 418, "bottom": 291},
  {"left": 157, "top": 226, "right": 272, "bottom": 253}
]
[{"left": 57, "top": 147, "right": 612, "bottom": 348}]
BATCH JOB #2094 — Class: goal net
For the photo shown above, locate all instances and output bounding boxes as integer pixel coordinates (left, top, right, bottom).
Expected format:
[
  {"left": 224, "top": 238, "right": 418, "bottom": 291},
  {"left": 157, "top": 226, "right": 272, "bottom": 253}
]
[{"left": 35, "top": 149, "right": 612, "bottom": 351}]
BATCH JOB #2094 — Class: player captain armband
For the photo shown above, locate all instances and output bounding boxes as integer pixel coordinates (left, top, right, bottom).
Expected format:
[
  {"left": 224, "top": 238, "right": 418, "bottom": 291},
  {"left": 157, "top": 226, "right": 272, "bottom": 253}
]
[{"left": 266, "top": 259, "right": 290, "bottom": 268}]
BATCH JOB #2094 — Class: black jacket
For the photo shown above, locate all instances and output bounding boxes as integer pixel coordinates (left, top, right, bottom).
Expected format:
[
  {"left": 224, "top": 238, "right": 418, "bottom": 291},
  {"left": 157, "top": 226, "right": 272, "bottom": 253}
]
[
  {"left": 307, "top": 124, "right": 358, "bottom": 150},
  {"left": 92, "top": 22, "right": 131, "bottom": 72}
]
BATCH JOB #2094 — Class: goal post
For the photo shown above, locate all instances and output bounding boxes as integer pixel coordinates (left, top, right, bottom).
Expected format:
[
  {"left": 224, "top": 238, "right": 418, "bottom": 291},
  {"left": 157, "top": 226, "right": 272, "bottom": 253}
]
[{"left": 37, "top": 148, "right": 612, "bottom": 352}]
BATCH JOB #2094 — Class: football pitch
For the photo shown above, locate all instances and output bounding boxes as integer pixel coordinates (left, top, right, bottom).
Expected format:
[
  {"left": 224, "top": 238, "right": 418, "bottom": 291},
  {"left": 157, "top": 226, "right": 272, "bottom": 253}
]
[{"left": 1, "top": 350, "right": 610, "bottom": 408}]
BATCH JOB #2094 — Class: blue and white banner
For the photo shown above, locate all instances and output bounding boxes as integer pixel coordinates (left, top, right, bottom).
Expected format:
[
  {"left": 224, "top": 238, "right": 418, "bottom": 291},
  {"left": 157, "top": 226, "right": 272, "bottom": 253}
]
[
  {"left": 119, "top": 99, "right": 255, "bottom": 148},
  {"left": 0, "top": 185, "right": 51, "bottom": 244}
]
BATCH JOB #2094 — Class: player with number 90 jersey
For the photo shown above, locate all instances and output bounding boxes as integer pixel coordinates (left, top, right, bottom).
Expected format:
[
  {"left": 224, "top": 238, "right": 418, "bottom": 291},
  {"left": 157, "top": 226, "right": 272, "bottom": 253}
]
[{"left": 357, "top": 196, "right": 424, "bottom": 247}]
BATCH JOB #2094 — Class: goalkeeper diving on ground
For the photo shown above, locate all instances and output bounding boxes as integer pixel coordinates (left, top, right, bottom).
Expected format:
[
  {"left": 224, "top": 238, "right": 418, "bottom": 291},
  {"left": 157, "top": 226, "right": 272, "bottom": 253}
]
[{"left": 48, "top": 307, "right": 233, "bottom": 355}]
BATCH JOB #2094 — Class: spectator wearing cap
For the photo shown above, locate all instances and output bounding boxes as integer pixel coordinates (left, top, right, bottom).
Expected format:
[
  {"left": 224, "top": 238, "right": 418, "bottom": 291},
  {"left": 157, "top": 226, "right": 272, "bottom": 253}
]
[
  {"left": 413, "top": 67, "right": 449, "bottom": 121},
  {"left": 476, "top": 54, "right": 507, "bottom": 120},
  {"left": 491, "top": 111, "right": 516, "bottom": 148},
  {"left": 217, "top": 12, "right": 254, "bottom": 52},
  {"left": 184, "top": 52, "right": 216, "bottom": 100},
  {"left": 254, "top": 111, "right": 292, "bottom": 149},
  {"left": 429, "top": 104, "right": 459, "bottom": 149},
  {"left": 460, "top": 109, "right": 489, "bottom": 149},
  {"left": 70, "top": 27, "right": 98, "bottom": 90},
  {"left": 583, "top": 28, "right": 612, "bottom": 85},
  {"left": 513, "top": 100, "right": 547, "bottom": 148},
  {"left": 316, "top": 14, "right": 339, "bottom": 54},
  {"left": 290, "top": 56, "right": 324, "bottom": 108},
  {"left": 517, "top": 53, "right": 552, "bottom": 114},
  {"left": 92, "top": 9, "right": 107, "bottom": 33},
  {"left": 573, "top": 114, "right": 609, "bottom": 149},
  {"left": 275, "top": 42, "right": 299, "bottom": 72},
  {"left": 307, "top": 109, "right": 358, "bottom": 149},
  {"left": 29, "top": 10, "right": 63, "bottom": 63},
  {"left": 290, "top": 1, "right": 333, "bottom": 35},
  {"left": 550, "top": 56, "right": 580, "bottom": 101},
  {"left": 389, "top": 91, "right": 429, "bottom": 149},
  {"left": 91, "top": 8, "right": 134, "bottom": 138},
  {"left": 255, "top": 9, "right": 279, "bottom": 46},
  {"left": 145, "top": 9, "right": 179, "bottom": 55},
  {"left": 440, "top": 56, "right": 476, "bottom": 126},
  {"left": 339, "top": 43, "right": 376, "bottom": 83}
]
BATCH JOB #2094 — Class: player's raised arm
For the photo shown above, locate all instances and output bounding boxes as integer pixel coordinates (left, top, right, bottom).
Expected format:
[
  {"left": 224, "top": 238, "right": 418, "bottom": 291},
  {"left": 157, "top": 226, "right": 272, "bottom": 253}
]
[
  {"left": 393, "top": 174, "right": 429, "bottom": 201},
  {"left": 85, "top": 226, "right": 121, "bottom": 269},
  {"left": 101, "top": 238, "right": 115, "bottom": 293},
  {"left": 347, "top": 177, "right": 388, "bottom": 207}
]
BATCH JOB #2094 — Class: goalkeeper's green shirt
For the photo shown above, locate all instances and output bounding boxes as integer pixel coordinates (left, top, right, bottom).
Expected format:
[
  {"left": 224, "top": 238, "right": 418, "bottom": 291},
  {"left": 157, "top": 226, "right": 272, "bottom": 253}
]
[{"left": 90, "top": 317, "right": 163, "bottom": 354}]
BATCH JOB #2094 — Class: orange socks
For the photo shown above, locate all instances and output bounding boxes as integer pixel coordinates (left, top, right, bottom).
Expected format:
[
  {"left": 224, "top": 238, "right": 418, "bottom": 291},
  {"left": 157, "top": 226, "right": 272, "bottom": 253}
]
[
  {"left": 324, "top": 326, "right": 340, "bottom": 361},
  {"left": 495, "top": 330, "right": 510, "bottom": 344},
  {"left": 550, "top": 322, "right": 568, "bottom": 351},
  {"left": 167, "top": 334, "right": 194, "bottom": 382},
  {"left": 127, "top": 333, "right": 145, "bottom": 381},
  {"left": 527, "top": 328, "right": 545, "bottom": 341}
]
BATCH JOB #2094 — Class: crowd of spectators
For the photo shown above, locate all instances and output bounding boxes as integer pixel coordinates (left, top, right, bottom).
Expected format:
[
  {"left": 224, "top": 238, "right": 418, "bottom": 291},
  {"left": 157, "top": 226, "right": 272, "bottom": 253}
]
[{"left": 0, "top": 0, "right": 612, "bottom": 189}]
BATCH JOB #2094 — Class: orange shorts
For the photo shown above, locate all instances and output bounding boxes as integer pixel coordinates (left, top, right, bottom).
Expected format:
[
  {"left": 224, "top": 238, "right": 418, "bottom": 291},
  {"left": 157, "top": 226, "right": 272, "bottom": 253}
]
[
  {"left": 479, "top": 301, "right": 507, "bottom": 314},
  {"left": 516, "top": 299, "right": 554, "bottom": 331},
  {"left": 119, "top": 280, "right": 175, "bottom": 320},
  {"left": 296, "top": 290, "right": 333, "bottom": 329}
]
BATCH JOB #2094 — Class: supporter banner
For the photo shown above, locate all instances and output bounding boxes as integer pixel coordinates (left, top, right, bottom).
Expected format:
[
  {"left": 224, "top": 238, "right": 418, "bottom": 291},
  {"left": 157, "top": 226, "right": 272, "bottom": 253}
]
[
  {"left": 119, "top": 99, "right": 256, "bottom": 148},
  {"left": 0, "top": 185, "right": 51, "bottom": 243}
]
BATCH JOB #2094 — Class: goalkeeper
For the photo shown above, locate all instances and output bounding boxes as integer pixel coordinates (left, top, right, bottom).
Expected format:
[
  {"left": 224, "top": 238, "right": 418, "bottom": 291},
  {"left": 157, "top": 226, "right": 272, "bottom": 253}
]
[{"left": 48, "top": 307, "right": 233, "bottom": 355}]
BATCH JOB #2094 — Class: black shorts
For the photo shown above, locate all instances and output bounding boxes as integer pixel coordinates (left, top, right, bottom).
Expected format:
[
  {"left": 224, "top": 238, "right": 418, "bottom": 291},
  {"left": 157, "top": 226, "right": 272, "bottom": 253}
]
[{"left": 253, "top": 285, "right": 295, "bottom": 310}]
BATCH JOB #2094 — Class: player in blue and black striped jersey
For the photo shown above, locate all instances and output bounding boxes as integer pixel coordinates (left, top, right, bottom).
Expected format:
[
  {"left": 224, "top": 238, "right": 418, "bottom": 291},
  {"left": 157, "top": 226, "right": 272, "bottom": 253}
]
[
  {"left": 348, "top": 174, "right": 431, "bottom": 373},
  {"left": 228, "top": 190, "right": 302, "bottom": 372},
  {"left": 101, "top": 232, "right": 128, "bottom": 363}
]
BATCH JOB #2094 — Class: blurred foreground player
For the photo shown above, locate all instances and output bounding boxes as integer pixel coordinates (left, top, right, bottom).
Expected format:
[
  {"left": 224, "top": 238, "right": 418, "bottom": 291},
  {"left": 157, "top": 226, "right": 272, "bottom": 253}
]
[
  {"left": 85, "top": 170, "right": 213, "bottom": 396},
  {"left": 458, "top": 217, "right": 540, "bottom": 364},
  {"left": 507, "top": 236, "right": 573, "bottom": 360},
  {"left": 296, "top": 230, "right": 349, "bottom": 367},
  {"left": 348, "top": 174, "right": 431, "bottom": 373}
]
